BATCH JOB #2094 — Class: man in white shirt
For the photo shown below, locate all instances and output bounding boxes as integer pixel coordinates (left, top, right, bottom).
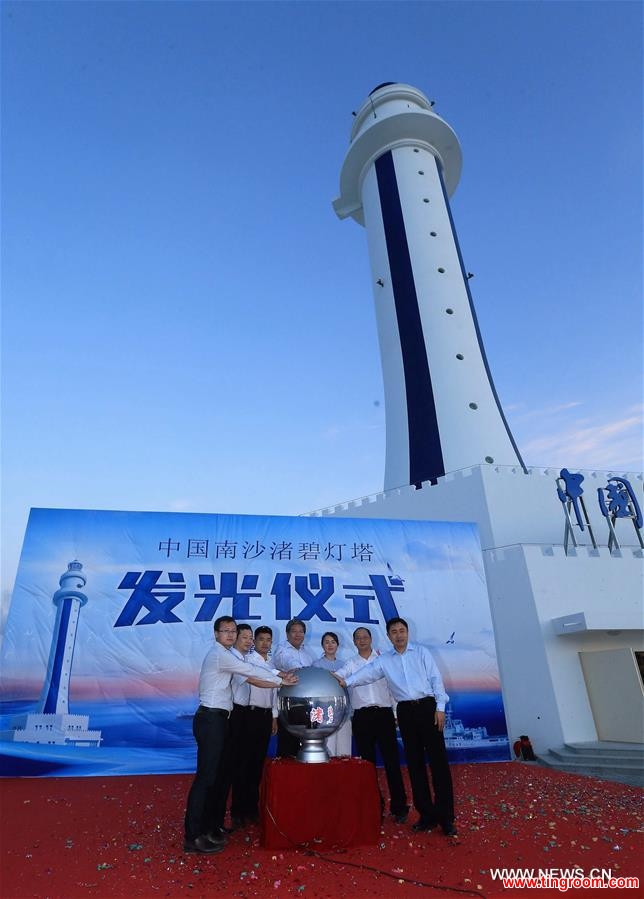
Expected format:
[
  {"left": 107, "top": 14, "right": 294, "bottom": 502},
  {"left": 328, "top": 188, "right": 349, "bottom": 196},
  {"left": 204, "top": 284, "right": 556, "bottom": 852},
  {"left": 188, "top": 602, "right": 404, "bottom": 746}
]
[
  {"left": 336, "top": 617, "right": 456, "bottom": 837},
  {"left": 211, "top": 623, "right": 255, "bottom": 833},
  {"left": 335, "top": 626, "right": 409, "bottom": 822},
  {"left": 239, "top": 625, "right": 280, "bottom": 822},
  {"left": 183, "top": 616, "right": 297, "bottom": 853},
  {"left": 271, "top": 618, "right": 315, "bottom": 757},
  {"left": 271, "top": 617, "right": 316, "bottom": 670}
]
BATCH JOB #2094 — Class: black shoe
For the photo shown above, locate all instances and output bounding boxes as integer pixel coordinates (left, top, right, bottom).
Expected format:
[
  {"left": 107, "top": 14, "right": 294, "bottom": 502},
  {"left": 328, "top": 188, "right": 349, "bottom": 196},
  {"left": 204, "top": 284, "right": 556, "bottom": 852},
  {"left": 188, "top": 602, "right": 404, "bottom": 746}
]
[
  {"left": 442, "top": 824, "right": 458, "bottom": 837},
  {"left": 204, "top": 831, "right": 227, "bottom": 847},
  {"left": 392, "top": 809, "right": 409, "bottom": 824},
  {"left": 412, "top": 818, "right": 435, "bottom": 832},
  {"left": 209, "top": 824, "right": 233, "bottom": 838},
  {"left": 183, "top": 835, "right": 225, "bottom": 854}
]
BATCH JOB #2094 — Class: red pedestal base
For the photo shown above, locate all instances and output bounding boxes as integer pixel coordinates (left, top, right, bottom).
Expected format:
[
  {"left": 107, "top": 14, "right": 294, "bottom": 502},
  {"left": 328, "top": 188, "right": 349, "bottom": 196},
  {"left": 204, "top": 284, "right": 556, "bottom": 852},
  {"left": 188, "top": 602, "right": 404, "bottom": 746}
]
[{"left": 260, "top": 757, "right": 381, "bottom": 849}]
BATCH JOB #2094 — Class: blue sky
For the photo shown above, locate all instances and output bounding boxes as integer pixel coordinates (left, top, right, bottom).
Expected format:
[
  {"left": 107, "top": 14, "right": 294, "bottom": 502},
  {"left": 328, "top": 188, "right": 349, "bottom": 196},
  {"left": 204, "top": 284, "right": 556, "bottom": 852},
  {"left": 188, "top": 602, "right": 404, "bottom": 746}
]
[{"left": 2, "top": 1, "right": 642, "bottom": 623}]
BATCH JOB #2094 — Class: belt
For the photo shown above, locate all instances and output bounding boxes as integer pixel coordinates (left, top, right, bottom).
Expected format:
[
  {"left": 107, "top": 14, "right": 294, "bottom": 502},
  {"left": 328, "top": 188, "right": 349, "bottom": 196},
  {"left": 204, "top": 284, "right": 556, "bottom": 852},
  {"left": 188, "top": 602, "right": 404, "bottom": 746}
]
[
  {"left": 196, "top": 705, "right": 230, "bottom": 718},
  {"left": 354, "top": 705, "right": 390, "bottom": 712},
  {"left": 397, "top": 696, "right": 435, "bottom": 706},
  {"left": 248, "top": 705, "right": 272, "bottom": 714}
]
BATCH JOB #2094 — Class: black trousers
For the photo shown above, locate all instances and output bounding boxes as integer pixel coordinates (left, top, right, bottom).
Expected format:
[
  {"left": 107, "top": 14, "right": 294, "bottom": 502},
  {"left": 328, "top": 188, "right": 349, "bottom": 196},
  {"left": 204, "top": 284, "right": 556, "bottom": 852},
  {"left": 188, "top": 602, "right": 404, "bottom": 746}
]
[
  {"left": 212, "top": 703, "right": 247, "bottom": 826},
  {"left": 351, "top": 706, "right": 408, "bottom": 817},
  {"left": 184, "top": 706, "right": 229, "bottom": 840},
  {"left": 239, "top": 706, "right": 274, "bottom": 817},
  {"left": 396, "top": 696, "right": 454, "bottom": 827}
]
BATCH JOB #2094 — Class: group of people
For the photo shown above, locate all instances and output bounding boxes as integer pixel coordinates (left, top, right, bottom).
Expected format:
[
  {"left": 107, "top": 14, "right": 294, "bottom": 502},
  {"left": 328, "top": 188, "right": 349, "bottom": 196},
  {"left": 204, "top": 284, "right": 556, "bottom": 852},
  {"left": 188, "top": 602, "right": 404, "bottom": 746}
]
[{"left": 183, "top": 614, "right": 457, "bottom": 854}]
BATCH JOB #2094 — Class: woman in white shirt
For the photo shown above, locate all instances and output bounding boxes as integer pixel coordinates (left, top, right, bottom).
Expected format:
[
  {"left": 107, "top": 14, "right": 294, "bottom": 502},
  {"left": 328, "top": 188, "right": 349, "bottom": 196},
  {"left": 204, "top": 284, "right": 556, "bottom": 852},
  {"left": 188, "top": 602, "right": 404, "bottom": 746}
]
[{"left": 312, "top": 632, "right": 352, "bottom": 757}]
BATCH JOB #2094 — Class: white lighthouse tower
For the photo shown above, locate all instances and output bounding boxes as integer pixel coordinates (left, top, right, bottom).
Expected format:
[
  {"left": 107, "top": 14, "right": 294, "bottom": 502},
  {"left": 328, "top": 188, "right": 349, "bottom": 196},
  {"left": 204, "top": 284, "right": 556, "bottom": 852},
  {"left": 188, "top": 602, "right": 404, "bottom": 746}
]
[
  {"left": 8, "top": 561, "right": 102, "bottom": 746},
  {"left": 39, "top": 560, "right": 88, "bottom": 715},
  {"left": 322, "top": 84, "right": 643, "bottom": 771},
  {"left": 333, "top": 82, "right": 525, "bottom": 489}
]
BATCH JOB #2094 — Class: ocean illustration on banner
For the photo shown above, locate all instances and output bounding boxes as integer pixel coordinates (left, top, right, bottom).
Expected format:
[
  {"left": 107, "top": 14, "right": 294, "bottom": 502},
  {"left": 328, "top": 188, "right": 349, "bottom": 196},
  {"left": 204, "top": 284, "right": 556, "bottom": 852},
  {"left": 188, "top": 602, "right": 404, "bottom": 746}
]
[{"left": 0, "top": 508, "right": 511, "bottom": 776}]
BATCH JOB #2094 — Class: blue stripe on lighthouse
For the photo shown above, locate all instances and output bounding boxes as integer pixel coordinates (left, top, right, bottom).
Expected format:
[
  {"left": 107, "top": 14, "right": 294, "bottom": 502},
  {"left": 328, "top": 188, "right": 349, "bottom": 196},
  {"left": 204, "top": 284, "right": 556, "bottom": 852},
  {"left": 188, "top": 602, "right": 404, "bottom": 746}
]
[
  {"left": 375, "top": 151, "right": 445, "bottom": 485},
  {"left": 42, "top": 600, "right": 72, "bottom": 713}
]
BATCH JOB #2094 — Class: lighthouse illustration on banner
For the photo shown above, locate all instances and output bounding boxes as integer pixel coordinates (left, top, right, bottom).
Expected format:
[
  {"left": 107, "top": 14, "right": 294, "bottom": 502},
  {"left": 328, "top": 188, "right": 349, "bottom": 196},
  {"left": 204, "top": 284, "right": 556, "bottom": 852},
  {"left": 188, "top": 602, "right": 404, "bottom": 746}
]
[
  {"left": 334, "top": 82, "right": 526, "bottom": 489},
  {"left": 9, "top": 561, "right": 102, "bottom": 747}
]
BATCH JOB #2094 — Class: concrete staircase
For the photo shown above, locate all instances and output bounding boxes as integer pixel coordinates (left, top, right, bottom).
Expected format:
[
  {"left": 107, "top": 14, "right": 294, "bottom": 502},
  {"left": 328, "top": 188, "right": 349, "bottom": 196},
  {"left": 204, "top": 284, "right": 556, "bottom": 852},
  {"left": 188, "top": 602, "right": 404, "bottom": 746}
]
[{"left": 539, "top": 741, "right": 644, "bottom": 788}]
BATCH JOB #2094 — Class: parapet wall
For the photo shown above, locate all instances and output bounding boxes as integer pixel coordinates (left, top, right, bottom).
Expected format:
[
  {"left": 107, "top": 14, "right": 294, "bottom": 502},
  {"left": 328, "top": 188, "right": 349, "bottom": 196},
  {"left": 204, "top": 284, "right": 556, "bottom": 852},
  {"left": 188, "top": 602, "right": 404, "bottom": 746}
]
[{"left": 309, "top": 465, "right": 644, "bottom": 552}]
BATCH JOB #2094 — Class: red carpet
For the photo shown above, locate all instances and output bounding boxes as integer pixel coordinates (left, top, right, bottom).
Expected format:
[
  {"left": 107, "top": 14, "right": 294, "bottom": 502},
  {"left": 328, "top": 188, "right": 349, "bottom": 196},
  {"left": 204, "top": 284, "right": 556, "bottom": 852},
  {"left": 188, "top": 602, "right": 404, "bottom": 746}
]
[{"left": 1, "top": 763, "right": 642, "bottom": 898}]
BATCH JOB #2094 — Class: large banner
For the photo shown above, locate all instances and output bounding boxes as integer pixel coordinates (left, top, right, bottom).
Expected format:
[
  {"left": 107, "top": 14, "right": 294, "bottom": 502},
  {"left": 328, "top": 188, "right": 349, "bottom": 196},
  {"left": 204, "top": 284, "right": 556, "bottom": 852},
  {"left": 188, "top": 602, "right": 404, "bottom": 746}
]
[{"left": 0, "top": 508, "right": 509, "bottom": 776}]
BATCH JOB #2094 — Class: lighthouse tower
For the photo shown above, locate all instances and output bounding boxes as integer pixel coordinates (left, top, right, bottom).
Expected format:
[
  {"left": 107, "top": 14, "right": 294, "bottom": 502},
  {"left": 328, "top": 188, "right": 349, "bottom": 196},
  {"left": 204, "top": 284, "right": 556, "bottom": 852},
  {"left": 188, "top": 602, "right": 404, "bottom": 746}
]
[
  {"left": 318, "top": 83, "right": 643, "bottom": 768},
  {"left": 39, "top": 560, "right": 88, "bottom": 714},
  {"left": 8, "top": 560, "right": 102, "bottom": 746},
  {"left": 333, "top": 82, "right": 525, "bottom": 489}
]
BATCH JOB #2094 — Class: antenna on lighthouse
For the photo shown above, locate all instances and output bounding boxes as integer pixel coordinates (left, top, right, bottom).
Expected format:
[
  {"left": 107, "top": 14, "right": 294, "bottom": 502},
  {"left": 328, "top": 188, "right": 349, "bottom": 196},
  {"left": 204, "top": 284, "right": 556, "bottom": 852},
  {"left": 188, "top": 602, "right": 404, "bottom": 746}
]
[{"left": 333, "top": 83, "right": 526, "bottom": 489}]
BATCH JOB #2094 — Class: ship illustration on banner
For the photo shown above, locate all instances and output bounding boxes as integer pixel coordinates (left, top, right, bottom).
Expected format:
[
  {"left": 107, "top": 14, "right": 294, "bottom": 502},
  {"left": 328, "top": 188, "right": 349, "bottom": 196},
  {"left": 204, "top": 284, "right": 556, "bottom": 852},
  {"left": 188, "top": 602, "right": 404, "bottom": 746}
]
[{"left": 443, "top": 707, "right": 509, "bottom": 752}]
